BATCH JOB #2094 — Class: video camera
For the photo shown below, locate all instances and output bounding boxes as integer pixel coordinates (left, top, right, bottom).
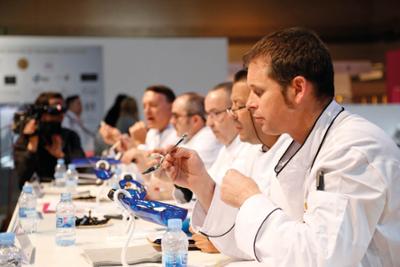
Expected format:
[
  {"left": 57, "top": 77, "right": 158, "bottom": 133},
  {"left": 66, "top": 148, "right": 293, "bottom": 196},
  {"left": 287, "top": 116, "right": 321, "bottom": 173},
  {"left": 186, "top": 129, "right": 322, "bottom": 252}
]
[{"left": 12, "top": 103, "right": 66, "bottom": 134}]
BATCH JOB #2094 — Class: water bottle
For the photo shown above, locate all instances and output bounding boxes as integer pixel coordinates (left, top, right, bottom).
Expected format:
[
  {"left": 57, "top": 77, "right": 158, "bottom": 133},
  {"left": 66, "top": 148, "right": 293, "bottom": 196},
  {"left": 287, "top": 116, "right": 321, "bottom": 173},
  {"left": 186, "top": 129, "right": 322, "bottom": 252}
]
[
  {"left": 110, "top": 167, "right": 122, "bottom": 189},
  {"left": 0, "top": 232, "right": 22, "bottom": 267},
  {"left": 55, "top": 193, "right": 76, "bottom": 246},
  {"left": 65, "top": 164, "right": 78, "bottom": 193},
  {"left": 18, "top": 184, "right": 37, "bottom": 234},
  {"left": 162, "top": 219, "right": 188, "bottom": 267},
  {"left": 54, "top": 159, "right": 66, "bottom": 187}
]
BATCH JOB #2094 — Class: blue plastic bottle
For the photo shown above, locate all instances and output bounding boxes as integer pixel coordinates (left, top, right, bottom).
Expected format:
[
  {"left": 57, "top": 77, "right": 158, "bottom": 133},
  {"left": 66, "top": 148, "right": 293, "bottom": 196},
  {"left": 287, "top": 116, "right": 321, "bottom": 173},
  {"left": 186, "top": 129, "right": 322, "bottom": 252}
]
[
  {"left": 54, "top": 159, "right": 66, "bottom": 187},
  {"left": 162, "top": 219, "right": 188, "bottom": 267},
  {"left": 55, "top": 193, "right": 76, "bottom": 246},
  {"left": 18, "top": 184, "right": 37, "bottom": 234},
  {"left": 65, "top": 164, "right": 78, "bottom": 193},
  {"left": 0, "top": 232, "right": 22, "bottom": 267}
]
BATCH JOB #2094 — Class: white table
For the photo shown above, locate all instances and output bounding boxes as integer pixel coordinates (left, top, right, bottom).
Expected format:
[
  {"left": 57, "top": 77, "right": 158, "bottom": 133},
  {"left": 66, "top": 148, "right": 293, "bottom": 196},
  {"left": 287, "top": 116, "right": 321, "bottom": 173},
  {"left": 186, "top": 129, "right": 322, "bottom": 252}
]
[{"left": 8, "top": 184, "right": 232, "bottom": 267}]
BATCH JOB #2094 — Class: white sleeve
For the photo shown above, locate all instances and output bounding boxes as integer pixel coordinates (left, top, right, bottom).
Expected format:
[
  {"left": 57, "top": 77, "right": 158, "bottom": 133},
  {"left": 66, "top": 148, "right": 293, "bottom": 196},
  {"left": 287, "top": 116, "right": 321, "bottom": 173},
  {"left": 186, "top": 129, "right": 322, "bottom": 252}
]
[
  {"left": 62, "top": 117, "right": 72, "bottom": 129},
  {"left": 191, "top": 185, "right": 252, "bottom": 260},
  {"left": 195, "top": 144, "right": 221, "bottom": 170},
  {"left": 230, "top": 145, "right": 259, "bottom": 176},
  {"left": 188, "top": 133, "right": 221, "bottom": 170},
  {"left": 234, "top": 150, "right": 388, "bottom": 266},
  {"left": 137, "top": 143, "right": 148, "bottom": 151}
]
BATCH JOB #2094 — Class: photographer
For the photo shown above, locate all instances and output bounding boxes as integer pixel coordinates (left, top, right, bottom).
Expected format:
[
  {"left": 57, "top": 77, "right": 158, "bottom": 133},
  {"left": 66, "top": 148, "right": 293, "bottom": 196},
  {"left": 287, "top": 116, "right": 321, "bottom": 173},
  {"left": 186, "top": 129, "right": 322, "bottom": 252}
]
[{"left": 13, "top": 92, "right": 85, "bottom": 188}]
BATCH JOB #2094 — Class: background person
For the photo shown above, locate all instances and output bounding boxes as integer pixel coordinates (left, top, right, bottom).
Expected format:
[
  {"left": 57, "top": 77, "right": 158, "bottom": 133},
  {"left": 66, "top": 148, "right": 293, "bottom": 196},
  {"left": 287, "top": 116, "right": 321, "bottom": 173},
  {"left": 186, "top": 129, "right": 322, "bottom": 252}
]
[
  {"left": 119, "top": 85, "right": 178, "bottom": 168},
  {"left": 115, "top": 96, "right": 139, "bottom": 134},
  {"left": 170, "top": 92, "right": 222, "bottom": 202},
  {"left": 14, "top": 92, "right": 85, "bottom": 188},
  {"left": 94, "top": 94, "right": 128, "bottom": 155},
  {"left": 62, "top": 95, "right": 95, "bottom": 153}
]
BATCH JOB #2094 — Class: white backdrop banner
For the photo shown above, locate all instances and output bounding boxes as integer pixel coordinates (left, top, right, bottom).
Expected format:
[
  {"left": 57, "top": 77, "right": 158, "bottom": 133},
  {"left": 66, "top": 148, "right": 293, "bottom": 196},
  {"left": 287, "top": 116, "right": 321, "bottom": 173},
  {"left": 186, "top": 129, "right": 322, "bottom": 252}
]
[{"left": 0, "top": 45, "right": 104, "bottom": 140}]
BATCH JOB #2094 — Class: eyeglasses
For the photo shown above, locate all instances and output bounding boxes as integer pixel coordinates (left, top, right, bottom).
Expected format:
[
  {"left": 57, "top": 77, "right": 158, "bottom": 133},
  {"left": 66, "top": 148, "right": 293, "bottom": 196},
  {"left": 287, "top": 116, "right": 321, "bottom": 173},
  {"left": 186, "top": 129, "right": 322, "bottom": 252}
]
[
  {"left": 172, "top": 113, "right": 207, "bottom": 122},
  {"left": 171, "top": 113, "right": 193, "bottom": 120},
  {"left": 226, "top": 106, "right": 247, "bottom": 117},
  {"left": 205, "top": 109, "right": 227, "bottom": 121}
]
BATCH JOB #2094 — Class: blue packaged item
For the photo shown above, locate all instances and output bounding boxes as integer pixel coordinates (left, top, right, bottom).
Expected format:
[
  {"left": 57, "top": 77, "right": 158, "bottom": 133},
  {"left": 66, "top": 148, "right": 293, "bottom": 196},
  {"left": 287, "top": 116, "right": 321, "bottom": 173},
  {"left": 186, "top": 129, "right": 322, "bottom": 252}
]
[
  {"left": 108, "top": 175, "right": 187, "bottom": 226},
  {"left": 181, "top": 218, "right": 191, "bottom": 236},
  {"left": 93, "top": 160, "right": 113, "bottom": 180},
  {"left": 72, "top": 157, "right": 121, "bottom": 167},
  {"left": 72, "top": 157, "right": 121, "bottom": 181},
  {"left": 120, "top": 198, "right": 187, "bottom": 226},
  {"left": 118, "top": 175, "right": 147, "bottom": 200}
]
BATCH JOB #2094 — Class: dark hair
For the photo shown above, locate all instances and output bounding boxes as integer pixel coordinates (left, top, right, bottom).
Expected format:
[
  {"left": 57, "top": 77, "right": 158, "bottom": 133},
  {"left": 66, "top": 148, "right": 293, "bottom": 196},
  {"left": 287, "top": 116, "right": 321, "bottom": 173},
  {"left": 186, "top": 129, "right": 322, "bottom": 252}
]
[
  {"left": 233, "top": 69, "right": 248, "bottom": 83},
  {"left": 145, "top": 85, "right": 176, "bottom": 103},
  {"left": 104, "top": 94, "right": 128, "bottom": 127},
  {"left": 243, "top": 27, "right": 334, "bottom": 99},
  {"left": 179, "top": 92, "right": 206, "bottom": 120},
  {"left": 209, "top": 82, "right": 233, "bottom": 108},
  {"left": 210, "top": 82, "right": 233, "bottom": 95},
  {"left": 35, "top": 92, "right": 63, "bottom": 106},
  {"left": 65, "top": 95, "right": 80, "bottom": 109},
  {"left": 119, "top": 96, "right": 139, "bottom": 121}
]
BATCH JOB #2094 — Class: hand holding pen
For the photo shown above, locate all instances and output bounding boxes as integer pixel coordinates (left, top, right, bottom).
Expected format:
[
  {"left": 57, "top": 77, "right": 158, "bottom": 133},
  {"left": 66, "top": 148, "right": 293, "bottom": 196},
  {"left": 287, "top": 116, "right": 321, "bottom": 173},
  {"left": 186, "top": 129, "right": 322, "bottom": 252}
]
[{"left": 142, "top": 133, "right": 188, "bottom": 175}]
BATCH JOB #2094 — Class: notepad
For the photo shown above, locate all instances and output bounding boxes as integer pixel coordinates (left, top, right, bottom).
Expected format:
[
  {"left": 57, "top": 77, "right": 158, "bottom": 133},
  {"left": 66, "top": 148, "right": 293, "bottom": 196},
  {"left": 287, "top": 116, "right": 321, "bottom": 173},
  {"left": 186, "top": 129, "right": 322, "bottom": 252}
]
[{"left": 83, "top": 244, "right": 161, "bottom": 267}]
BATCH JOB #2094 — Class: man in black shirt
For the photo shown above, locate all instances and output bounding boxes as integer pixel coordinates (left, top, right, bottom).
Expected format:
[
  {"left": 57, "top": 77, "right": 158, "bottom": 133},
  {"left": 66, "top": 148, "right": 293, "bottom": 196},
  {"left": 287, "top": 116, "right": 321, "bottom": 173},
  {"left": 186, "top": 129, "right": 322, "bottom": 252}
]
[{"left": 13, "top": 92, "right": 85, "bottom": 188}]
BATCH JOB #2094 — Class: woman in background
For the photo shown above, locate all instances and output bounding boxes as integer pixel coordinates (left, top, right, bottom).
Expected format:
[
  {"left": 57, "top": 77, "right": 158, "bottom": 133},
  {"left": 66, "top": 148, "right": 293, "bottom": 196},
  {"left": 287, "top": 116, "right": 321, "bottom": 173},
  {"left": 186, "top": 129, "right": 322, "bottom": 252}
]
[{"left": 115, "top": 96, "right": 139, "bottom": 134}]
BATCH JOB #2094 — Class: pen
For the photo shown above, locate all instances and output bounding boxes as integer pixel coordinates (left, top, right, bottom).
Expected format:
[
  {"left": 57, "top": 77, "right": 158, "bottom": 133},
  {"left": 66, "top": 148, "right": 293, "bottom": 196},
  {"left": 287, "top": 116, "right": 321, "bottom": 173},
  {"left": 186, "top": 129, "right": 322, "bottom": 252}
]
[
  {"left": 141, "top": 133, "right": 188, "bottom": 175},
  {"left": 316, "top": 170, "right": 325, "bottom": 191}
]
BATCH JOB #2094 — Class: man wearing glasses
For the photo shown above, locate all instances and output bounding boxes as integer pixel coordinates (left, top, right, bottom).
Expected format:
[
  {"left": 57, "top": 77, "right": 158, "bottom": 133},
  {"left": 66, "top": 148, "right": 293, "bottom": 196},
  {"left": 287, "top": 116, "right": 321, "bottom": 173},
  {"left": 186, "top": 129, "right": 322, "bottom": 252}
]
[
  {"left": 170, "top": 92, "right": 221, "bottom": 169},
  {"left": 163, "top": 28, "right": 400, "bottom": 266},
  {"left": 203, "top": 82, "right": 250, "bottom": 185},
  {"left": 172, "top": 83, "right": 248, "bottom": 203},
  {"left": 165, "top": 92, "right": 222, "bottom": 203},
  {"left": 148, "top": 85, "right": 242, "bottom": 202},
  {"left": 191, "top": 70, "right": 292, "bottom": 254}
]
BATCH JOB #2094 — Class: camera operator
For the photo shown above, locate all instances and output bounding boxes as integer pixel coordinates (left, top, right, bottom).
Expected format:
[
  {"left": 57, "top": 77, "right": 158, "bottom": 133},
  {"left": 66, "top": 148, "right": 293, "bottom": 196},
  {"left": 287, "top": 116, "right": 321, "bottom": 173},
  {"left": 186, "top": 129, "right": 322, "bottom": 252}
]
[{"left": 13, "top": 92, "right": 85, "bottom": 188}]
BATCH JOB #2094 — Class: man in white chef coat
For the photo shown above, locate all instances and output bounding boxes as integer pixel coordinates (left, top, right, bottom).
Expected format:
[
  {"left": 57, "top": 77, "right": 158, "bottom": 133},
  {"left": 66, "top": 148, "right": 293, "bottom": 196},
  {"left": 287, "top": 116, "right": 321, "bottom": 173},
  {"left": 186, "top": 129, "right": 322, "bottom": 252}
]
[
  {"left": 171, "top": 92, "right": 222, "bottom": 170},
  {"left": 119, "top": 85, "right": 179, "bottom": 173},
  {"left": 191, "top": 69, "right": 292, "bottom": 255},
  {"left": 100, "top": 85, "right": 178, "bottom": 157},
  {"left": 163, "top": 27, "right": 400, "bottom": 266},
  {"left": 173, "top": 83, "right": 245, "bottom": 203},
  {"left": 159, "top": 91, "right": 223, "bottom": 202}
]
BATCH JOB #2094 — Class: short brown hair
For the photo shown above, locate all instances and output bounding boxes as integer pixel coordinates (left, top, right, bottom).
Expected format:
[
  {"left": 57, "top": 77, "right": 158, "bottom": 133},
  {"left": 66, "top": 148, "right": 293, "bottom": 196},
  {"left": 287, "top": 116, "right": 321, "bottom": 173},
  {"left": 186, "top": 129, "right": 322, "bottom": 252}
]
[
  {"left": 65, "top": 95, "right": 79, "bottom": 109},
  {"left": 210, "top": 82, "right": 233, "bottom": 95},
  {"left": 145, "top": 85, "right": 176, "bottom": 103},
  {"left": 179, "top": 92, "right": 205, "bottom": 120},
  {"left": 243, "top": 27, "right": 334, "bottom": 99},
  {"left": 233, "top": 69, "right": 248, "bottom": 83},
  {"left": 209, "top": 82, "right": 233, "bottom": 108}
]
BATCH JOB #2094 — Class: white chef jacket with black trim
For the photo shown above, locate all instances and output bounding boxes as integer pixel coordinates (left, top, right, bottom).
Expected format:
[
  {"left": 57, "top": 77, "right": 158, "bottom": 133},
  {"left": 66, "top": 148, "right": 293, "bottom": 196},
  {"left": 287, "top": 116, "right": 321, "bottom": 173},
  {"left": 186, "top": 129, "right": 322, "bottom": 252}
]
[{"left": 193, "top": 100, "right": 400, "bottom": 267}]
